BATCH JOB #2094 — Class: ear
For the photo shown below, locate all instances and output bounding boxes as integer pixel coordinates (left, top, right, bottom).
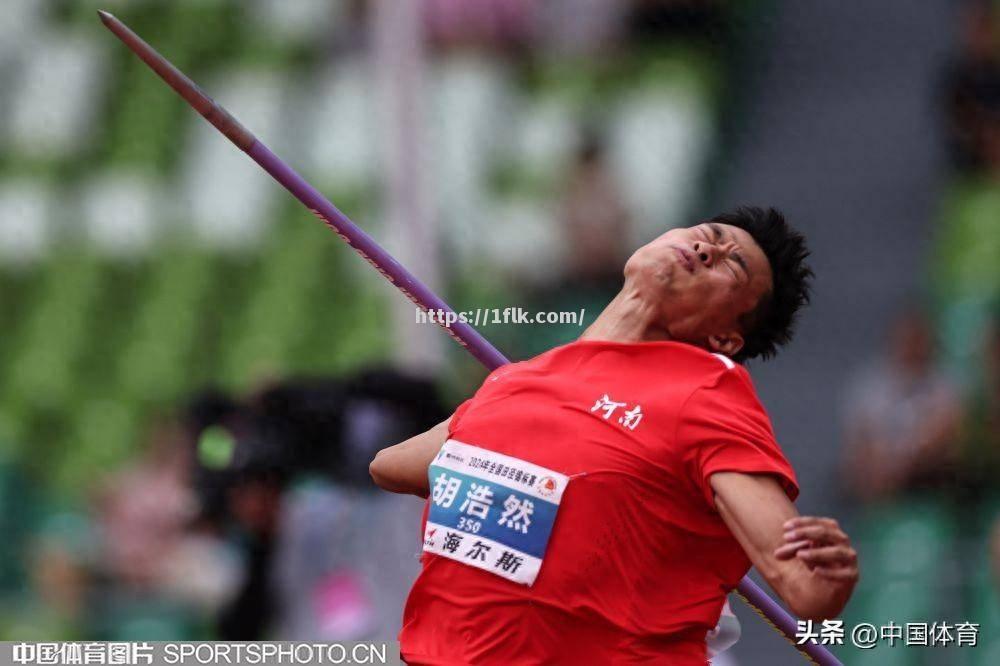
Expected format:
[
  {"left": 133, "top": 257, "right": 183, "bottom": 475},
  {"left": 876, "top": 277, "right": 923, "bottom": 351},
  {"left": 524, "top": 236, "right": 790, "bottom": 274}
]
[{"left": 708, "top": 332, "right": 744, "bottom": 358}]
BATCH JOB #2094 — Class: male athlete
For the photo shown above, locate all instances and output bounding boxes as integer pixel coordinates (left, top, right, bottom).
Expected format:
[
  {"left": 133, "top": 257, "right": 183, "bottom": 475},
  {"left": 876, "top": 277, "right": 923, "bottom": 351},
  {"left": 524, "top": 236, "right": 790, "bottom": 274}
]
[{"left": 370, "top": 207, "right": 859, "bottom": 664}]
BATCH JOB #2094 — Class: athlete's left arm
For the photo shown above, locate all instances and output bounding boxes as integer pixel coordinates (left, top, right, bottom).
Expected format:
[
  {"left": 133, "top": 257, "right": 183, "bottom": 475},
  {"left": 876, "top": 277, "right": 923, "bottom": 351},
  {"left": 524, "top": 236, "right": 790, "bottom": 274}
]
[
  {"left": 369, "top": 418, "right": 451, "bottom": 498},
  {"left": 711, "top": 472, "right": 859, "bottom": 621}
]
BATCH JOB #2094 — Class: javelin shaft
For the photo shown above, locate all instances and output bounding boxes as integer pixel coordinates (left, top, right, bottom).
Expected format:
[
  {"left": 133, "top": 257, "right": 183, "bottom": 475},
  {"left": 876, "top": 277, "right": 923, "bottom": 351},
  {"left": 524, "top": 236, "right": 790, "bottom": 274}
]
[
  {"left": 97, "top": 10, "right": 840, "bottom": 664},
  {"left": 96, "top": 9, "right": 506, "bottom": 371}
]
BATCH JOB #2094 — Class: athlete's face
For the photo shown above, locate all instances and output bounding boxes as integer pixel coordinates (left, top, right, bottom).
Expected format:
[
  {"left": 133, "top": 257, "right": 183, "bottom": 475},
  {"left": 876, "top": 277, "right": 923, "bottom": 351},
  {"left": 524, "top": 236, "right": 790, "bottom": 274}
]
[{"left": 624, "top": 222, "right": 773, "bottom": 357}]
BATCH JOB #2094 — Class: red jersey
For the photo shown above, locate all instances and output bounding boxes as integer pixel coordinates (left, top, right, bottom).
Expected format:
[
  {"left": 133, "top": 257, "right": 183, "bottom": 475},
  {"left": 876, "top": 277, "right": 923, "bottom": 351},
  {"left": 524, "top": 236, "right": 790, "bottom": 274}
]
[{"left": 400, "top": 340, "right": 798, "bottom": 665}]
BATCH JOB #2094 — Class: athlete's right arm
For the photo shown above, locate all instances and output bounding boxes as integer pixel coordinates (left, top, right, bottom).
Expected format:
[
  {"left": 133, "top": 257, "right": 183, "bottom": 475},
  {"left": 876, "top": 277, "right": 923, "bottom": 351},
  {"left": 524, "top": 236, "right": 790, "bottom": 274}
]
[
  {"left": 711, "top": 472, "right": 858, "bottom": 621},
  {"left": 369, "top": 418, "right": 451, "bottom": 498}
]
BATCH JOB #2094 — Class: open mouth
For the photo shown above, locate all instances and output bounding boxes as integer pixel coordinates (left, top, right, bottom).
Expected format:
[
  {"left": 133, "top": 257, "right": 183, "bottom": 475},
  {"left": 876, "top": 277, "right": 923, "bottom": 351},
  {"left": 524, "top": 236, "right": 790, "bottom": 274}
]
[{"left": 672, "top": 246, "right": 695, "bottom": 273}]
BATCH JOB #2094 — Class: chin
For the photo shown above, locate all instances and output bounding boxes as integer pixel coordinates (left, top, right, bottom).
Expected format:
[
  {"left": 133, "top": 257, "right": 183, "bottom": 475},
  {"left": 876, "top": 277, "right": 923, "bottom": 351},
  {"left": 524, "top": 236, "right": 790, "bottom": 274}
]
[
  {"left": 623, "top": 251, "right": 647, "bottom": 279},
  {"left": 625, "top": 249, "right": 669, "bottom": 281}
]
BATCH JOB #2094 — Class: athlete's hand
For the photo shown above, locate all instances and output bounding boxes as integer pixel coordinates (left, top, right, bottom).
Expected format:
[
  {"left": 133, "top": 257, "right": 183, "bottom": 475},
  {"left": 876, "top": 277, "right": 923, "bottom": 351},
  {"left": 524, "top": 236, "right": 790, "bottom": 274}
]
[{"left": 773, "top": 516, "right": 859, "bottom": 583}]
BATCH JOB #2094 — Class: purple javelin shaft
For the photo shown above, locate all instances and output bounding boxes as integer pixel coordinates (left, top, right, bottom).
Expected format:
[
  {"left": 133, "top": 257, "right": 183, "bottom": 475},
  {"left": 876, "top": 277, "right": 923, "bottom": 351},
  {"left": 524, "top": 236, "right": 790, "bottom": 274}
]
[
  {"left": 247, "top": 141, "right": 510, "bottom": 370},
  {"left": 95, "top": 10, "right": 506, "bottom": 371},
  {"left": 97, "top": 10, "right": 840, "bottom": 665}
]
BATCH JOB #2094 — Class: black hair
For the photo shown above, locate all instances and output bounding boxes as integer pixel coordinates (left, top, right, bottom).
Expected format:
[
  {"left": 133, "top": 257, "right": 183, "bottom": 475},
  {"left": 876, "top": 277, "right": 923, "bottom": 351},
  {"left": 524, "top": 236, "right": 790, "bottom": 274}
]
[{"left": 709, "top": 206, "right": 813, "bottom": 363}]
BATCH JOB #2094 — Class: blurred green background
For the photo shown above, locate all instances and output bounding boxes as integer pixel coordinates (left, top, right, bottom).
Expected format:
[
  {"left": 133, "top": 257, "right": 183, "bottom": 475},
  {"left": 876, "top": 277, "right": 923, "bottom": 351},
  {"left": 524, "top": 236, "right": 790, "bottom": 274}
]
[{"left": 0, "top": 1, "right": 998, "bottom": 665}]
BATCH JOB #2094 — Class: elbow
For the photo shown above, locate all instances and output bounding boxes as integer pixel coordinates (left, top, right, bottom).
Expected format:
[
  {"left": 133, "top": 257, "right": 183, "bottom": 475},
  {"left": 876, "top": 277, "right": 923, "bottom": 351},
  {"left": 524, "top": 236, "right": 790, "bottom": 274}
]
[
  {"left": 369, "top": 448, "right": 425, "bottom": 496},
  {"left": 760, "top": 560, "right": 853, "bottom": 622},
  {"left": 782, "top": 577, "right": 854, "bottom": 622},
  {"left": 368, "top": 448, "right": 432, "bottom": 498},
  {"left": 368, "top": 449, "right": 394, "bottom": 491},
  {"left": 787, "top": 599, "right": 843, "bottom": 623}
]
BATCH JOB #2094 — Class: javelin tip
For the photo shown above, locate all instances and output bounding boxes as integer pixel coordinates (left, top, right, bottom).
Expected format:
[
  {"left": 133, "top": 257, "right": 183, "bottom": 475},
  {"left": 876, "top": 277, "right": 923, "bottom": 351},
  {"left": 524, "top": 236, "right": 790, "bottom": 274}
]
[{"left": 97, "top": 9, "right": 256, "bottom": 151}]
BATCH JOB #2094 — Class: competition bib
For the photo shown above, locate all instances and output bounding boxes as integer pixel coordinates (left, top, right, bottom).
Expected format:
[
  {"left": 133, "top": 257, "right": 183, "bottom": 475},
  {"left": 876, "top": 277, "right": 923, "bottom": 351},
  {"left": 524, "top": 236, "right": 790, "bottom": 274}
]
[{"left": 423, "top": 439, "right": 569, "bottom": 586}]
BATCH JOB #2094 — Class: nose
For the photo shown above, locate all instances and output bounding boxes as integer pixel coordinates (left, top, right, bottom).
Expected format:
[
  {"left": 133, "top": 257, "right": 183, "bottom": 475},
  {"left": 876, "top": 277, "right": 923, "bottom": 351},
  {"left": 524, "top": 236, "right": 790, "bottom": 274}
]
[{"left": 692, "top": 241, "right": 717, "bottom": 267}]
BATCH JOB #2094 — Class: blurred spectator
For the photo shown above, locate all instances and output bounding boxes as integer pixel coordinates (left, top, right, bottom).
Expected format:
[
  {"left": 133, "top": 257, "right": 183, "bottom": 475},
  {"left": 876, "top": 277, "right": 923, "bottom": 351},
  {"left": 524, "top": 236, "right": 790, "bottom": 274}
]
[
  {"left": 214, "top": 467, "right": 284, "bottom": 640},
  {"left": 842, "top": 310, "right": 963, "bottom": 502},
  {"left": 95, "top": 413, "right": 241, "bottom": 639},
  {"left": 96, "top": 419, "right": 195, "bottom": 591},
  {"left": 211, "top": 391, "right": 298, "bottom": 640},
  {"left": 515, "top": 132, "right": 627, "bottom": 357},
  {"left": 272, "top": 368, "right": 448, "bottom": 641},
  {"left": 21, "top": 513, "right": 95, "bottom": 640},
  {"left": 86, "top": 370, "right": 451, "bottom": 642},
  {"left": 559, "top": 132, "right": 630, "bottom": 287},
  {"left": 943, "top": 0, "right": 1000, "bottom": 173}
]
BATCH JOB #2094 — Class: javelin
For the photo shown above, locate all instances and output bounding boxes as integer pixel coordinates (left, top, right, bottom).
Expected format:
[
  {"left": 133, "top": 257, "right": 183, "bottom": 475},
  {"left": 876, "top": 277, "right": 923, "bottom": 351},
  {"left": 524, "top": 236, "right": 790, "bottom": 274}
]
[{"left": 97, "top": 10, "right": 841, "bottom": 665}]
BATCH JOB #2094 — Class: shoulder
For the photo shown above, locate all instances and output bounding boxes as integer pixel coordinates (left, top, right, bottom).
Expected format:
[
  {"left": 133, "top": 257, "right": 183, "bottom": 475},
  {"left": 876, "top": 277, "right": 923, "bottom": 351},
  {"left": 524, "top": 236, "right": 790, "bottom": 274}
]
[
  {"left": 628, "top": 342, "right": 764, "bottom": 421},
  {"left": 665, "top": 344, "right": 756, "bottom": 399},
  {"left": 570, "top": 339, "right": 743, "bottom": 375},
  {"left": 674, "top": 350, "right": 772, "bottom": 429},
  {"left": 656, "top": 341, "right": 743, "bottom": 376}
]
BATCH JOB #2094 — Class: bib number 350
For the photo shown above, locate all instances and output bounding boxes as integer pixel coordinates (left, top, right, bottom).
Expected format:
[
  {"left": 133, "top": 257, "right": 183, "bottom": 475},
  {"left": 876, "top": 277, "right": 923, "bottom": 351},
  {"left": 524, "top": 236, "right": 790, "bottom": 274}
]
[{"left": 457, "top": 516, "right": 482, "bottom": 533}]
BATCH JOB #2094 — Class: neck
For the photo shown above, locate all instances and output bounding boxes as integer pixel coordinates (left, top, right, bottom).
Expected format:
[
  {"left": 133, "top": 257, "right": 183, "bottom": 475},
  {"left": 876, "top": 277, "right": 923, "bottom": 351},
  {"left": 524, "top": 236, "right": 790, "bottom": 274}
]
[{"left": 581, "top": 282, "right": 669, "bottom": 343}]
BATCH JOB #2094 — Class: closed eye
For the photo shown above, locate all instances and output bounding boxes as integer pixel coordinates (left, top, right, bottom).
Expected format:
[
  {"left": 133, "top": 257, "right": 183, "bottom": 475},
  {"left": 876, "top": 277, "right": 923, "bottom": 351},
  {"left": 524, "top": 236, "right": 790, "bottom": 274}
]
[
  {"left": 732, "top": 252, "right": 749, "bottom": 276},
  {"left": 707, "top": 223, "right": 749, "bottom": 281},
  {"left": 701, "top": 225, "right": 739, "bottom": 278}
]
